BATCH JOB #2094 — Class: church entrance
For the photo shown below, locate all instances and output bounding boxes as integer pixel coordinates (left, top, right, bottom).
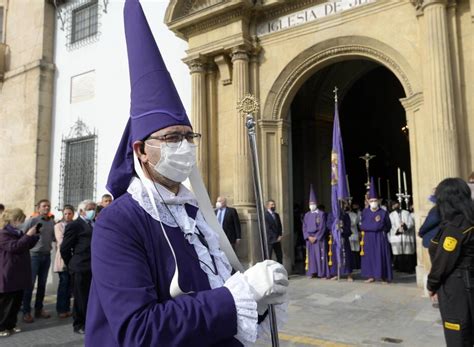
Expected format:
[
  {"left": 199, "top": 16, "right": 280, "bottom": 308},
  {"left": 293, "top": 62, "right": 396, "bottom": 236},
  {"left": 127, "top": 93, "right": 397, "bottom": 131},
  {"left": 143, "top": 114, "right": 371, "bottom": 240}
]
[{"left": 290, "top": 60, "right": 412, "bottom": 274}]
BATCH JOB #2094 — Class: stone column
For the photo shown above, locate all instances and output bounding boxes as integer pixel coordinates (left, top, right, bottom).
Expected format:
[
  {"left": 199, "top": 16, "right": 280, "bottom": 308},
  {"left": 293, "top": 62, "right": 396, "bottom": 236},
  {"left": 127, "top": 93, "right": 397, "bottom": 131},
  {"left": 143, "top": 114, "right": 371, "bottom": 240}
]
[
  {"left": 206, "top": 63, "right": 218, "bottom": 200},
  {"left": 231, "top": 45, "right": 254, "bottom": 208},
  {"left": 421, "top": 0, "right": 460, "bottom": 181},
  {"left": 188, "top": 59, "right": 209, "bottom": 187}
]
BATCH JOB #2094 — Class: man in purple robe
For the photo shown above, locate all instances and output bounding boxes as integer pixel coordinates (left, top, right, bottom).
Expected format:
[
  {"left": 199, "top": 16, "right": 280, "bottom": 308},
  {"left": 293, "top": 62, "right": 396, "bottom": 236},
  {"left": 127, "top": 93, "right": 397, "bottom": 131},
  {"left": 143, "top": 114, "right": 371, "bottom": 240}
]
[
  {"left": 302, "top": 185, "right": 329, "bottom": 279},
  {"left": 84, "top": 1, "right": 288, "bottom": 346},
  {"left": 360, "top": 179, "right": 393, "bottom": 283}
]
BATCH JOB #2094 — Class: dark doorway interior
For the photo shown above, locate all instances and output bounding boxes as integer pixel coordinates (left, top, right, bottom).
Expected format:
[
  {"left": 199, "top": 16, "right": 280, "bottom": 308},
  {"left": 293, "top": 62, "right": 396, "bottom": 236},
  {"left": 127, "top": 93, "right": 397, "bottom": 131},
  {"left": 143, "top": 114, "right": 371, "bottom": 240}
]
[
  {"left": 290, "top": 60, "right": 410, "bottom": 271},
  {"left": 340, "top": 66, "right": 410, "bottom": 208}
]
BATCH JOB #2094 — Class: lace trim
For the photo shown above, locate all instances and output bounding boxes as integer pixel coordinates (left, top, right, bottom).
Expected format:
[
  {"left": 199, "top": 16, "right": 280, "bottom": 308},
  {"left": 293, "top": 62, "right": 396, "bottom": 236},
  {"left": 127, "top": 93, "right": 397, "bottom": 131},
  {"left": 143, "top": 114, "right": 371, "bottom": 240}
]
[
  {"left": 127, "top": 177, "right": 232, "bottom": 289},
  {"left": 224, "top": 272, "right": 258, "bottom": 345}
]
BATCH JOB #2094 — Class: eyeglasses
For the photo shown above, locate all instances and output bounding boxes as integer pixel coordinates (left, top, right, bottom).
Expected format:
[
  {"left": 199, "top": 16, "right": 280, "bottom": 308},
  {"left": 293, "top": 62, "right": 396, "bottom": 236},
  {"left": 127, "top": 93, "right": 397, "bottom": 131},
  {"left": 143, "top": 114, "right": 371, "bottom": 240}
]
[{"left": 146, "top": 132, "right": 202, "bottom": 147}]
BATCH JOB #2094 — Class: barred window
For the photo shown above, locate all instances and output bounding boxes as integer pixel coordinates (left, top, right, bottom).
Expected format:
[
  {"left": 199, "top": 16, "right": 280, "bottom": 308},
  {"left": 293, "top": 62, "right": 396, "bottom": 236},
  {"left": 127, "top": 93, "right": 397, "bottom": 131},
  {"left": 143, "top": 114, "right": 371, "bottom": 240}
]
[
  {"left": 0, "top": 7, "right": 4, "bottom": 43},
  {"left": 62, "top": 135, "right": 97, "bottom": 209},
  {"left": 71, "top": 1, "right": 98, "bottom": 44}
]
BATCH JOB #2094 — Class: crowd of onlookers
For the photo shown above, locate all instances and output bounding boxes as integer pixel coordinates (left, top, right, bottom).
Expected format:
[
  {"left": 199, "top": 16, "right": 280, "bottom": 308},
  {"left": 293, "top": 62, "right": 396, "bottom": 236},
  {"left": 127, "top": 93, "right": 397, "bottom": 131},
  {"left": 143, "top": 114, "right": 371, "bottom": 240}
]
[{"left": 0, "top": 194, "right": 113, "bottom": 337}]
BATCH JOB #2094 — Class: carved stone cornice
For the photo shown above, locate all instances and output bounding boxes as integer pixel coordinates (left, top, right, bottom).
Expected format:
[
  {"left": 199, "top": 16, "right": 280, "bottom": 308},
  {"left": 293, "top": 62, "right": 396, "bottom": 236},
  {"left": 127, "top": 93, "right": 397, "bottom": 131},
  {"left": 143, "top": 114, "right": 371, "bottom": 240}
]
[
  {"left": 174, "top": 7, "right": 250, "bottom": 39},
  {"left": 180, "top": 0, "right": 227, "bottom": 17},
  {"left": 257, "top": 0, "right": 320, "bottom": 21}
]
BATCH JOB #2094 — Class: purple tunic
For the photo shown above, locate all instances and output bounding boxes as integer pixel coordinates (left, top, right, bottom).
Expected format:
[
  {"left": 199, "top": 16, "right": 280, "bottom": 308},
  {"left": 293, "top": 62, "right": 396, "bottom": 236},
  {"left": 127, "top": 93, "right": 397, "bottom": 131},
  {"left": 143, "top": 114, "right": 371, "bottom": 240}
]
[
  {"left": 85, "top": 193, "right": 240, "bottom": 347},
  {"left": 328, "top": 213, "right": 353, "bottom": 277},
  {"left": 360, "top": 208, "right": 393, "bottom": 281},
  {"left": 302, "top": 210, "right": 329, "bottom": 278}
]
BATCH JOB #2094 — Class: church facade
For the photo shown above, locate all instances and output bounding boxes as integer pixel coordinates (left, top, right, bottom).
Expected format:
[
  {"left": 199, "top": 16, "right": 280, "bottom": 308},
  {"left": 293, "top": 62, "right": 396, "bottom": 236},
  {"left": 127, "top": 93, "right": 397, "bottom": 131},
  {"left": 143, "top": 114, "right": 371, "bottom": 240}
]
[{"left": 165, "top": 0, "right": 474, "bottom": 285}]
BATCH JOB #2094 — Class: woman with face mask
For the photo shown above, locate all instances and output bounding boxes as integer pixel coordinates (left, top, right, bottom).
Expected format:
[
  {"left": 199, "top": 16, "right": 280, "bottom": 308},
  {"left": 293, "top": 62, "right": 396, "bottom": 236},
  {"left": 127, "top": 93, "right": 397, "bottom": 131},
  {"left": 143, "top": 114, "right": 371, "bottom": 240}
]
[
  {"left": 360, "top": 178, "right": 393, "bottom": 283},
  {"left": 0, "top": 208, "right": 40, "bottom": 337},
  {"left": 53, "top": 205, "right": 75, "bottom": 318}
]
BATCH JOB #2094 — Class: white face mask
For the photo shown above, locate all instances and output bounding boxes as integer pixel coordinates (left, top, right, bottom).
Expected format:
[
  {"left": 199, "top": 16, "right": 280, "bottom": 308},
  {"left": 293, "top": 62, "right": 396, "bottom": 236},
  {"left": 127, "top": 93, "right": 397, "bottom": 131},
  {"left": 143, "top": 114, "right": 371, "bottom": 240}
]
[
  {"left": 216, "top": 201, "right": 222, "bottom": 209},
  {"left": 146, "top": 140, "right": 197, "bottom": 183},
  {"left": 309, "top": 204, "right": 317, "bottom": 212},
  {"left": 369, "top": 201, "right": 379, "bottom": 210}
]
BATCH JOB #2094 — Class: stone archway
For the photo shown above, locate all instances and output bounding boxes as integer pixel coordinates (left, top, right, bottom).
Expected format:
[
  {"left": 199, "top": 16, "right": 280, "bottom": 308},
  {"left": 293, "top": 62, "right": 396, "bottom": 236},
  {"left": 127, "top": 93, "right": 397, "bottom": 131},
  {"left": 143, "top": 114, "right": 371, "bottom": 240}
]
[
  {"left": 258, "top": 36, "right": 430, "bottom": 284},
  {"left": 262, "top": 36, "right": 420, "bottom": 123}
]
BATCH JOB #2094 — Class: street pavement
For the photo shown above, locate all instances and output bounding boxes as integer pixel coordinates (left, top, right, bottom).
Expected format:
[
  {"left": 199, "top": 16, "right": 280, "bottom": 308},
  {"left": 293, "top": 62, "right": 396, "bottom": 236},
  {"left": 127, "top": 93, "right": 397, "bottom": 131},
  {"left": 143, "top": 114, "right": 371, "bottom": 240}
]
[{"left": 2, "top": 271, "right": 444, "bottom": 347}]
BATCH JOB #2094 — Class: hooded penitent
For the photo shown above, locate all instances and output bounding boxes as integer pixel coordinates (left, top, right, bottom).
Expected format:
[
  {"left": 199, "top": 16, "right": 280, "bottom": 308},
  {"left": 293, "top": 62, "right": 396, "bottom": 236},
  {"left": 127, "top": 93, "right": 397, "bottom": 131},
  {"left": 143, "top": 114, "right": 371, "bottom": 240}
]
[
  {"left": 368, "top": 177, "right": 378, "bottom": 200},
  {"left": 309, "top": 184, "right": 317, "bottom": 204},
  {"left": 106, "top": 0, "right": 191, "bottom": 198}
]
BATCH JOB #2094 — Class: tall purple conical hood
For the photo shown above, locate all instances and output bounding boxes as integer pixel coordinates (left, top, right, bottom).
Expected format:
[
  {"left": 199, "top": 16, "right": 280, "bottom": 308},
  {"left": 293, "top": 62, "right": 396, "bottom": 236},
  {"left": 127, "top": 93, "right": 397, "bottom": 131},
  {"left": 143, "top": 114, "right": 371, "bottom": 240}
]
[
  {"left": 309, "top": 184, "right": 317, "bottom": 204},
  {"left": 106, "top": 0, "right": 191, "bottom": 198},
  {"left": 368, "top": 177, "right": 378, "bottom": 199}
]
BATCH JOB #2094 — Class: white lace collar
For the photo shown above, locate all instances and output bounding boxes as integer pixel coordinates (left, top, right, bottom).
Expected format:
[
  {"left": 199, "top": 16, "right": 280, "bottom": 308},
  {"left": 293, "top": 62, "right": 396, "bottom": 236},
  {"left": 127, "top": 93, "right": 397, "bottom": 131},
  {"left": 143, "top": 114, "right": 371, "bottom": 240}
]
[{"left": 127, "top": 176, "right": 232, "bottom": 290}]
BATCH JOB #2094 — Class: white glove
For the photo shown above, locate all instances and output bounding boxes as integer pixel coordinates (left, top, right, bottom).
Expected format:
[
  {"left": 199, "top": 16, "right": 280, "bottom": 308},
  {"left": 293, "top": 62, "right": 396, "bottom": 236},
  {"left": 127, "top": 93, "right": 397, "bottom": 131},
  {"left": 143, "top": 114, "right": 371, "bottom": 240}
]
[{"left": 243, "top": 260, "right": 289, "bottom": 315}]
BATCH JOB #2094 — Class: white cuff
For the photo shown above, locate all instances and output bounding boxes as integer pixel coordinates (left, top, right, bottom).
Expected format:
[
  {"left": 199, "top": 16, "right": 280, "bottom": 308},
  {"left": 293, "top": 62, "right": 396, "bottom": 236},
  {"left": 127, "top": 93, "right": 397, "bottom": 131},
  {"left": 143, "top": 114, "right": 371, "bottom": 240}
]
[{"left": 224, "top": 272, "right": 258, "bottom": 345}]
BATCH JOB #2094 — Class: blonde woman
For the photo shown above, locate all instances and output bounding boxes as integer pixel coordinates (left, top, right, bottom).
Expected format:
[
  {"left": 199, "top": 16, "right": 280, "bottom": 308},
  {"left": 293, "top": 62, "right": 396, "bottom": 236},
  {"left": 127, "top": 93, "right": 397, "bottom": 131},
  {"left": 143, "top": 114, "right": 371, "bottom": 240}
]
[
  {"left": 54, "top": 205, "right": 75, "bottom": 318},
  {"left": 0, "top": 208, "right": 39, "bottom": 337}
]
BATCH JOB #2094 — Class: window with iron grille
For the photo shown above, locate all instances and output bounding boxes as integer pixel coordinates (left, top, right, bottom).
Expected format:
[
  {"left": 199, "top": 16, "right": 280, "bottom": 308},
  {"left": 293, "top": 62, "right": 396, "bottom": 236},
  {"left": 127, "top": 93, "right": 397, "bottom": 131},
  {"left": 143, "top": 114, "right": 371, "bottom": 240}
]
[
  {"left": 61, "top": 135, "right": 97, "bottom": 209},
  {"left": 0, "top": 7, "right": 4, "bottom": 43},
  {"left": 70, "top": 1, "right": 98, "bottom": 44}
]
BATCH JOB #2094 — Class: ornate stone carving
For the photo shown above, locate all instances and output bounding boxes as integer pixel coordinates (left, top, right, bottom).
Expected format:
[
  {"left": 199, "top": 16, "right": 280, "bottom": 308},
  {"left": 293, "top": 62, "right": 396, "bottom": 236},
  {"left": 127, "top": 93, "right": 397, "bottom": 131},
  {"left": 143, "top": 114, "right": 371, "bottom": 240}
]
[
  {"left": 231, "top": 46, "right": 250, "bottom": 62},
  {"left": 270, "top": 45, "right": 414, "bottom": 120},
  {"left": 410, "top": 0, "right": 452, "bottom": 11},
  {"left": 187, "top": 59, "right": 206, "bottom": 73},
  {"left": 410, "top": 0, "right": 424, "bottom": 10},
  {"left": 214, "top": 54, "right": 232, "bottom": 85},
  {"left": 182, "top": 0, "right": 226, "bottom": 16}
]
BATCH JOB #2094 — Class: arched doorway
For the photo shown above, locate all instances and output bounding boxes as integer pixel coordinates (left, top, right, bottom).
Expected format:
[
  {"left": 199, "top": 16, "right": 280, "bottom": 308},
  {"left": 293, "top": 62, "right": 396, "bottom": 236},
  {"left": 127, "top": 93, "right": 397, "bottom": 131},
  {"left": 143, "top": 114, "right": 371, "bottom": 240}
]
[{"left": 290, "top": 59, "right": 413, "bottom": 276}]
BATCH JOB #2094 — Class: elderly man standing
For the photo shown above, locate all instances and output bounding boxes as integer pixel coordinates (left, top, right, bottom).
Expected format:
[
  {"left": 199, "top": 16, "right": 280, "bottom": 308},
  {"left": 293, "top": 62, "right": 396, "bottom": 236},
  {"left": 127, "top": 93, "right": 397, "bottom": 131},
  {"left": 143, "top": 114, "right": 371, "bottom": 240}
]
[
  {"left": 215, "top": 197, "right": 241, "bottom": 250},
  {"left": 61, "top": 200, "right": 96, "bottom": 335},
  {"left": 84, "top": 1, "right": 288, "bottom": 345},
  {"left": 21, "top": 199, "right": 55, "bottom": 323}
]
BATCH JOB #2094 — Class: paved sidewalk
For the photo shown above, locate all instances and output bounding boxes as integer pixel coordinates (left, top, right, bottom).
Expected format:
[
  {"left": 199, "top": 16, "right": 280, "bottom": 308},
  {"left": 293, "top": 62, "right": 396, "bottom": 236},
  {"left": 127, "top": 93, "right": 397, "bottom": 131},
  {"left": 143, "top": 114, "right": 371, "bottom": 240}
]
[
  {"left": 3, "top": 272, "right": 444, "bottom": 346},
  {"left": 269, "top": 272, "right": 444, "bottom": 346}
]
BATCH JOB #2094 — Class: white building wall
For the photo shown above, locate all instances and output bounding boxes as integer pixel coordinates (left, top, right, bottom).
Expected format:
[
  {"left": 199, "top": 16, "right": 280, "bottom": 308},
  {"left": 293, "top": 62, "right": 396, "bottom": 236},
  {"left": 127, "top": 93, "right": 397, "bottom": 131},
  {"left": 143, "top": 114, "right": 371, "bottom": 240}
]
[{"left": 50, "top": 0, "right": 191, "bottom": 216}]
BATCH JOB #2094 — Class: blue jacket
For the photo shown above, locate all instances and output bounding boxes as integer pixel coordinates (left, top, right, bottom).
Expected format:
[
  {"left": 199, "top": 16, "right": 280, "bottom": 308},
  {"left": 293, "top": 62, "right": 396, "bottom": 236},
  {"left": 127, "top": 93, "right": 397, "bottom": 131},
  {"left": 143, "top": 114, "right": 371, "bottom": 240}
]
[{"left": 418, "top": 206, "right": 440, "bottom": 248}]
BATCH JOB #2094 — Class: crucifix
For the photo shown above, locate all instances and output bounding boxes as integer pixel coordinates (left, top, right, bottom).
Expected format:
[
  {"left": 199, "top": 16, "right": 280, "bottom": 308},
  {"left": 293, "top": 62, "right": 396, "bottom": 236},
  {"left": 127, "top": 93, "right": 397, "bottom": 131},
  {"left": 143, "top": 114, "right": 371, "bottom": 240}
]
[{"left": 359, "top": 153, "right": 376, "bottom": 190}]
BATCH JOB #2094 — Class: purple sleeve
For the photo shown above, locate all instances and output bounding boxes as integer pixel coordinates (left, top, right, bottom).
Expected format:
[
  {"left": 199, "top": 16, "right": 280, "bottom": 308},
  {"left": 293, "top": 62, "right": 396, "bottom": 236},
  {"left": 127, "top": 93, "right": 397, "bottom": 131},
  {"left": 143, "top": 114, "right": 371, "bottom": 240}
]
[
  {"left": 91, "top": 213, "right": 238, "bottom": 346},
  {"left": 0, "top": 233, "right": 38, "bottom": 254}
]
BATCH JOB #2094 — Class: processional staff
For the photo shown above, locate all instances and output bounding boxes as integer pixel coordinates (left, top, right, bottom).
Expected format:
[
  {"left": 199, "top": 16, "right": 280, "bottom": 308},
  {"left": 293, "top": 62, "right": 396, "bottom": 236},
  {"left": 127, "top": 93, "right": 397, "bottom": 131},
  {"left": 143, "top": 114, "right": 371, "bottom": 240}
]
[
  {"left": 237, "top": 94, "right": 280, "bottom": 347},
  {"left": 359, "top": 153, "right": 376, "bottom": 190}
]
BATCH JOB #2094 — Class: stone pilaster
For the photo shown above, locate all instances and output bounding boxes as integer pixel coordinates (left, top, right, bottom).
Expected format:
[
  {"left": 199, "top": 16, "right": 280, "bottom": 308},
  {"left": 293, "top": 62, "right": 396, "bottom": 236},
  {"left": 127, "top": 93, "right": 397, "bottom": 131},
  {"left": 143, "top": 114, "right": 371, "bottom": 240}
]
[
  {"left": 231, "top": 45, "right": 254, "bottom": 208},
  {"left": 420, "top": 0, "right": 460, "bottom": 182},
  {"left": 206, "top": 63, "right": 218, "bottom": 200},
  {"left": 188, "top": 59, "right": 209, "bottom": 187},
  {"left": 249, "top": 38, "right": 261, "bottom": 103}
]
